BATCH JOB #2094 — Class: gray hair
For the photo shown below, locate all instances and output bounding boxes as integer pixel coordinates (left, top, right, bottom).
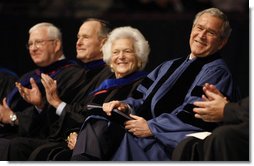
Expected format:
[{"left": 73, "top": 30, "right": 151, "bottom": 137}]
[
  {"left": 193, "top": 8, "right": 232, "bottom": 39},
  {"left": 102, "top": 26, "right": 150, "bottom": 70},
  {"left": 84, "top": 18, "right": 111, "bottom": 38},
  {"left": 29, "top": 22, "right": 62, "bottom": 42}
]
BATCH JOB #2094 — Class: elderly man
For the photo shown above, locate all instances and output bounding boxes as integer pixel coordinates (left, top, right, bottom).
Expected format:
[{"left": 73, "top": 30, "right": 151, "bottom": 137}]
[
  {"left": 0, "top": 19, "right": 112, "bottom": 160},
  {"left": 102, "top": 8, "right": 240, "bottom": 161},
  {"left": 0, "top": 22, "right": 87, "bottom": 138}
]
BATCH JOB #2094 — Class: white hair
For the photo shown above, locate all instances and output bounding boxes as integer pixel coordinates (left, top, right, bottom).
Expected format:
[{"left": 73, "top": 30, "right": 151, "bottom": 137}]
[
  {"left": 29, "top": 22, "right": 62, "bottom": 42},
  {"left": 102, "top": 26, "right": 150, "bottom": 70}
]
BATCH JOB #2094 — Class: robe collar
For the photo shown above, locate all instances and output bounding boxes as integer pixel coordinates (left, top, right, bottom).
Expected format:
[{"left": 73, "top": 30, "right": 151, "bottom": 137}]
[
  {"left": 80, "top": 59, "right": 105, "bottom": 70},
  {"left": 90, "top": 71, "right": 147, "bottom": 95},
  {"left": 35, "top": 59, "right": 77, "bottom": 76}
]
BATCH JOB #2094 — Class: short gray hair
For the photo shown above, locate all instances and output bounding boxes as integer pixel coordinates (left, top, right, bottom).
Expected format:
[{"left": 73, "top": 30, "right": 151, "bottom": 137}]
[
  {"left": 84, "top": 18, "right": 111, "bottom": 38},
  {"left": 102, "top": 26, "right": 150, "bottom": 70},
  {"left": 193, "top": 8, "right": 232, "bottom": 39},
  {"left": 29, "top": 22, "right": 62, "bottom": 42}
]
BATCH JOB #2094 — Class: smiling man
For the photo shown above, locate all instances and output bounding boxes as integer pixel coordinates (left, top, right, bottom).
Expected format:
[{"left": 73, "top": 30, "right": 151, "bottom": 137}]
[
  {"left": 0, "top": 20, "right": 113, "bottom": 160},
  {"left": 102, "top": 8, "right": 241, "bottom": 161},
  {"left": 0, "top": 22, "right": 87, "bottom": 136}
]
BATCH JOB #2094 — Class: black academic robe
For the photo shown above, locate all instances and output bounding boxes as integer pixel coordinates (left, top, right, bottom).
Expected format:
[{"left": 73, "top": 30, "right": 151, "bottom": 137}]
[
  {"left": 202, "top": 97, "right": 249, "bottom": 161},
  {"left": 1, "top": 59, "right": 111, "bottom": 139},
  {"left": 0, "top": 68, "right": 18, "bottom": 104},
  {"left": 172, "top": 97, "right": 249, "bottom": 161},
  {"left": 0, "top": 59, "right": 85, "bottom": 160},
  {"left": 1, "top": 59, "right": 87, "bottom": 138},
  {"left": 48, "top": 60, "right": 113, "bottom": 140},
  {"left": 110, "top": 54, "right": 240, "bottom": 161},
  {"left": 36, "top": 72, "right": 146, "bottom": 161},
  {"left": 70, "top": 71, "right": 147, "bottom": 161},
  {"left": 3, "top": 60, "right": 113, "bottom": 161}
]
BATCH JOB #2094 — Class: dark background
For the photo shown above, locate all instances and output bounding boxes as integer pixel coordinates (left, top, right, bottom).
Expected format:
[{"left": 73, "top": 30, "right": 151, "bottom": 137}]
[{"left": 0, "top": 0, "right": 249, "bottom": 98}]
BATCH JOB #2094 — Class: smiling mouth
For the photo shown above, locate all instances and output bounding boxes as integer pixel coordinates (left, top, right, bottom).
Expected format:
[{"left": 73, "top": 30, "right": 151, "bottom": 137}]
[
  {"left": 31, "top": 53, "right": 40, "bottom": 57},
  {"left": 77, "top": 49, "right": 85, "bottom": 51},
  {"left": 195, "top": 40, "right": 206, "bottom": 46},
  {"left": 117, "top": 62, "right": 128, "bottom": 65},
  {"left": 77, "top": 46, "right": 86, "bottom": 50}
]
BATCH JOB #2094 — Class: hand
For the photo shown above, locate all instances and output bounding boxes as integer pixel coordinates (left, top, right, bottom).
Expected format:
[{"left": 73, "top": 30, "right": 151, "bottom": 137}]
[
  {"left": 193, "top": 87, "right": 229, "bottom": 122},
  {"left": 102, "top": 100, "right": 129, "bottom": 116},
  {"left": 41, "top": 73, "right": 62, "bottom": 108},
  {"left": 125, "top": 114, "right": 152, "bottom": 138},
  {"left": 66, "top": 132, "right": 78, "bottom": 150},
  {"left": 0, "top": 98, "right": 14, "bottom": 124},
  {"left": 201, "top": 83, "right": 227, "bottom": 101},
  {"left": 16, "top": 78, "right": 43, "bottom": 108}
]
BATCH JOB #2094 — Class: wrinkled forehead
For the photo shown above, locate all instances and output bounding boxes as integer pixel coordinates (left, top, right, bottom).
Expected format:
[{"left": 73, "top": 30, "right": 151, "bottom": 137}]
[{"left": 194, "top": 13, "right": 224, "bottom": 32}]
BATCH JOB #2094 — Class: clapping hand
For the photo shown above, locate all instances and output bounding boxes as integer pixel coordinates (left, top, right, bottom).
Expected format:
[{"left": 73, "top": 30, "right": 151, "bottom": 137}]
[
  {"left": 41, "top": 73, "right": 62, "bottom": 109},
  {"left": 16, "top": 77, "right": 43, "bottom": 109}
]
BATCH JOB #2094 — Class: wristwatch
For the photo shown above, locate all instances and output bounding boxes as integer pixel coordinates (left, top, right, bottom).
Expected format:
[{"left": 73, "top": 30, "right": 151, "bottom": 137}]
[{"left": 10, "top": 113, "right": 17, "bottom": 126}]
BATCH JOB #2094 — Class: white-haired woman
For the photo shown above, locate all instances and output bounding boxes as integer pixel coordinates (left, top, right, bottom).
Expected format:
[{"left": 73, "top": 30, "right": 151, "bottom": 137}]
[{"left": 45, "top": 26, "right": 150, "bottom": 161}]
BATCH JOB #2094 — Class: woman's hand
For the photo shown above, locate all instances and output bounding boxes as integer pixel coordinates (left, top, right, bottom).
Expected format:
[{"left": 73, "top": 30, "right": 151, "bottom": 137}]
[{"left": 102, "top": 100, "right": 129, "bottom": 116}]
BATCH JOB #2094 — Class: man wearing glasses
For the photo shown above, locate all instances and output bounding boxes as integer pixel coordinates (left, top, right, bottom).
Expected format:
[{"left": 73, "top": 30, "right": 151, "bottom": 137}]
[
  {"left": 0, "top": 22, "right": 89, "bottom": 159},
  {"left": 0, "top": 23, "right": 85, "bottom": 137},
  {"left": 0, "top": 19, "right": 113, "bottom": 160}
]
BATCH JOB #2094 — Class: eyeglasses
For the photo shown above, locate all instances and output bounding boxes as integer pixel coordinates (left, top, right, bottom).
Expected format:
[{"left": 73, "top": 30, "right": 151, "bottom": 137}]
[{"left": 26, "top": 39, "right": 55, "bottom": 49}]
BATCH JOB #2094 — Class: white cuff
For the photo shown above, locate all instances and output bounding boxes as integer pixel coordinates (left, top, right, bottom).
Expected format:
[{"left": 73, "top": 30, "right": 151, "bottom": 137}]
[
  {"left": 56, "top": 102, "right": 67, "bottom": 116},
  {"left": 35, "top": 106, "right": 43, "bottom": 113}
]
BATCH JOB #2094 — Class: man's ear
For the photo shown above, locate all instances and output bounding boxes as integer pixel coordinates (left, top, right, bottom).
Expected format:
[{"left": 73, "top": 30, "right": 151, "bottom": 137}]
[
  {"left": 218, "top": 37, "right": 228, "bottom": 50},
  {"left": 100, "top": 37, "right": 107, "bottom": 49},
  {"left": 54, "top": 40, "right": 61, "bottom": 53}
]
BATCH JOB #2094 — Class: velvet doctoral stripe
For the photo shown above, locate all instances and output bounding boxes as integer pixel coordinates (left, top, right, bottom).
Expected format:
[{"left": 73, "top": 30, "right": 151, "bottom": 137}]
[
  {"left": 137, "top": 53, "right": 221, "bottom": 120},
  {"left": 153, "top": 54, "right": 220, "bottom": 117},
  {"left": 89, "top": 71, "right": 147, "bottom": 95},
  {"left": 137, "top": 57, "right": 185, "bottom": 120}
]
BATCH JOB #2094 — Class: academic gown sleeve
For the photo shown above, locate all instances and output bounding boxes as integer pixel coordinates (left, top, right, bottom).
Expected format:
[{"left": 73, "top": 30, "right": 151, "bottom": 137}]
[
  {"left": 60, "top": 73, "right": 145, "bottom": 137},
  {"left": 0, "top": 71, "right": 18, "bottom": 103},
  {"left": 7, "top": 71, "right": 45, "bottom": 137},
  {"left": 71, "top": 76, "right": 146, "bottom": 160},
  {"left": 223, "top": 97, "right": 249, "bottom": 124},
  {"left": 53, "top": 67, "right": 113, "bottom": 136},
  {"left": 113, "top": 58, "right": 240, "bottom": 161},
  {"left": 123, "top": 61, "right": 174, "bottom": 111},
  {"left": 16, "top": 65, "right": 88, "bottom": 139},
  {"left": 147, "top": 58, "right": 240, "bottom": 150}
]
